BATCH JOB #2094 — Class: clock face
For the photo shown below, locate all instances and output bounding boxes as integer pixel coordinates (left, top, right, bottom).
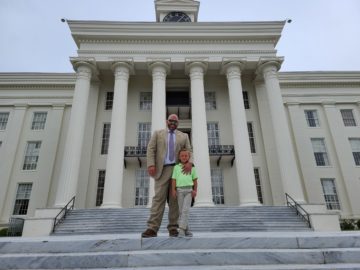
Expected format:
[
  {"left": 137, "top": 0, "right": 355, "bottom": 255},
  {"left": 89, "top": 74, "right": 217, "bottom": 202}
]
[{"left": 163, "top": 11, "right": 191, "bottom": 22}]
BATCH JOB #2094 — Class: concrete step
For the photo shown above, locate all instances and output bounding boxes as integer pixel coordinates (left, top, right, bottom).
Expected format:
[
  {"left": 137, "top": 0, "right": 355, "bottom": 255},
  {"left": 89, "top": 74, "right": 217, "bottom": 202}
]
[
  {"left": 68, "top": 264, "right": 360, "bottom": 270},
  {"left": 2, "top": 249, "right": 360, "bottom": 269},
  {"left": 53, "top": 206, "right": 311, "bottom": 235},
  {"left": 2, "top": 232, "right": 360, "bottom": 253},
  {"left": 1, "top": 232, "right": 360, "bottom": 269}
]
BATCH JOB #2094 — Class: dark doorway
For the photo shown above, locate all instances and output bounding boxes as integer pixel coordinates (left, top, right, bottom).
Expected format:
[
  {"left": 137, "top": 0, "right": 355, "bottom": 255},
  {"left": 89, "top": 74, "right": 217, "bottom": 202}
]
[{"left": 166, "top": 91, "right": 190, "bottom": 106}]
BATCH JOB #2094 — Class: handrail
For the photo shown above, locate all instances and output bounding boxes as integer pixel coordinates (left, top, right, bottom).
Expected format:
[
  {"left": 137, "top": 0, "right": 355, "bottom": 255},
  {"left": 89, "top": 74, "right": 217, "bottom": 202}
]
[
  {"left": 52, "top": 196, "right": 75, "bottom": 233},
  {"left": 285, "top": 193, "right": 312, "bottom": 228}
]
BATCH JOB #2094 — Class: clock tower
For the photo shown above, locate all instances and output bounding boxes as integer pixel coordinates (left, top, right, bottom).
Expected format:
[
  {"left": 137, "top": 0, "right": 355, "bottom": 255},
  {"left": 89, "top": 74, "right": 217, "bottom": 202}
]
[{"left": 155, "top": 0, "right": 200, "bottom": 22}]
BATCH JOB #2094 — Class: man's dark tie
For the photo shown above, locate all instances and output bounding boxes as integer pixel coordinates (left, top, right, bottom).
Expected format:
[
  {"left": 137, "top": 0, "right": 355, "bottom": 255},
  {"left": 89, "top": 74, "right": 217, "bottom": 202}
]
[{"left": 169, "top": 130, "right": 175, "bottom": 161}]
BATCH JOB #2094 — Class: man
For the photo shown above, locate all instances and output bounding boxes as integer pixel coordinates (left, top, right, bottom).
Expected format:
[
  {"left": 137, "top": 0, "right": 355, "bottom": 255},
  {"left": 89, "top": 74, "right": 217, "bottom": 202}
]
[{"left": 141, "top": 114, "right": 193, "bottom": 237}]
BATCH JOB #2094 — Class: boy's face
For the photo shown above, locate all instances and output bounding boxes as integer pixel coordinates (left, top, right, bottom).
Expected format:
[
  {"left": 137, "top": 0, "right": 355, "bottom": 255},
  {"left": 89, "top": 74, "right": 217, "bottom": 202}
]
[{"left": 179, "top": 151, "right": 190, "bottom": 163}]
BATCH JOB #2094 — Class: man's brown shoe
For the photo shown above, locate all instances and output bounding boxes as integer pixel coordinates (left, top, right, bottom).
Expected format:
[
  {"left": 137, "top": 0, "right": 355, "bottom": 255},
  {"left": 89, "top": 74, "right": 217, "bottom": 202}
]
[
  {"left": 141, "top": 228, "right": 157, "bottom": 238},
  {"left": 169, "top": 228, "right": 178, "bottom": 237}
]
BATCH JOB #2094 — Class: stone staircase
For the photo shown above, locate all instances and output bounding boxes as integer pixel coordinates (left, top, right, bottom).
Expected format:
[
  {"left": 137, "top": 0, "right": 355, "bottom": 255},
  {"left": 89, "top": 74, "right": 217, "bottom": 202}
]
[
  {"left": 1, "top": 231, "right": 360, "bottom": 269},
  {"left": 53, "top": 206, "right": 312, "bottom": 235}
]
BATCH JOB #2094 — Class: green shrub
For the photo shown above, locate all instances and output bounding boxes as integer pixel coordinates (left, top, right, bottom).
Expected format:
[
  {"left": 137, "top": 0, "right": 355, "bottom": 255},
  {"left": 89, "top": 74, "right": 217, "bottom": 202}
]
[
  {"left": 341, "top": 219, "right": 356, "bottom": 231},
  {"left": 356, "top": 219, "right": 360, "bottom": 230},
  {"left": 0, "top": 228, "right": 8, "bottom": 237}
]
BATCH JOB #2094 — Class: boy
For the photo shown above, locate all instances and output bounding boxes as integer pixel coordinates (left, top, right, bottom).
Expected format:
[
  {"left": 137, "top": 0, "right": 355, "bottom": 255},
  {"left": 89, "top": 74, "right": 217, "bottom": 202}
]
[{"left": 171, "top": 149, "right": 198, "bottom": 237}]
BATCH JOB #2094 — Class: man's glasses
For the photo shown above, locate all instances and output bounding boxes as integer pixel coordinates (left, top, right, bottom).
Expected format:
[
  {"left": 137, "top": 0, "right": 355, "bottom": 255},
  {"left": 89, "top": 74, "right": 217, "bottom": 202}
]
[{"left": 168, "top": 120, "right": 178, "bottom": 124}]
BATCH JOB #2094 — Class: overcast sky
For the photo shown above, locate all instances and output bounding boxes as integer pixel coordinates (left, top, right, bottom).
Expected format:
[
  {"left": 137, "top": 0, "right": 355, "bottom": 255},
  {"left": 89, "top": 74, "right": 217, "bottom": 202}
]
[{"left": 0, "top": 0, "right": 359, "bottom": 73}]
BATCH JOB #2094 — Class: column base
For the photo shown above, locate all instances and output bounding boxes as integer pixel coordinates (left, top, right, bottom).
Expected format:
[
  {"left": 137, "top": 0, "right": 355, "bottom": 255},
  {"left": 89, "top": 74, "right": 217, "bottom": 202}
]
[
  {"left": 239, "top": 202, "right": 262, "bottom": 207},
  {"left": 194, "top": 201, "right": 215, "bottom": 207},
  {"left": 100, "top": 203, "right": 122, "bottom": 208}
]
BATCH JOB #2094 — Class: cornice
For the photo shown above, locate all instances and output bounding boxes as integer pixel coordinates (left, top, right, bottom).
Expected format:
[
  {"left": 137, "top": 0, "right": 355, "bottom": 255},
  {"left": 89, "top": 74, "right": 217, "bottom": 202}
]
[
  {"left": 280, "top": 82, "right": 360, "bottom": 88},
  {"left": 0, "top": 101, "right": 72, "bottom": 107},
  {"left": 78, "top": 49, "right": 276, "bottom": 55},
  {"left": 67, "top": 20, "right": 285, "bottom": 31},
  {"left": 0, "top": 85, "right": 75, "bottom": 90},
  {"left": 0, "top": 73, "right": 76, "bottom": 85},
  {"left": 77, "top": 38, "right": 277, "bottom": 44},
  {"left": 68, "top": 20, "right": 285, "bottom": 47},
  {"left": 279, "top": 71, "right": 360, "bottom": 88}
]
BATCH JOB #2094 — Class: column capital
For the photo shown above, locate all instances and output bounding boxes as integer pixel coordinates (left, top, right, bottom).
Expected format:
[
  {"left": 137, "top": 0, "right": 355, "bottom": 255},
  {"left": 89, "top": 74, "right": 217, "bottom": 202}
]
[
  {"left": 111, "top": 61, "right": 134, "bottom": 82},
  {"left": 256, "top": 57, "right": 284, "bottom": 78},
  {"left": 111, "top": 60, "right": 134, "bottom": 75},
  {"left": 70, "top": 57, "right": 98, "bottom": 79},
  {"left": 148, "top": 60, "right": 171, "bottom": 80},
  {"left": 185, "top": 58, "right": 208, "bottom": 75},
  {"left": 148, "top": 59, "right": 171, "bottom": 73},
  {"left": 220, "top": 58, "right": 246, "bottom": 75}
]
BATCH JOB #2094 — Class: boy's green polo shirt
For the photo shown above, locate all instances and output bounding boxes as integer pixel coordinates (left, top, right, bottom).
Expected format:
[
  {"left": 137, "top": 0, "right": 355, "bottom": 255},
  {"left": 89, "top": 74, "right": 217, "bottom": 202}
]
[{"left": 171, "top": 163, "right": 198, "bottom": 187}]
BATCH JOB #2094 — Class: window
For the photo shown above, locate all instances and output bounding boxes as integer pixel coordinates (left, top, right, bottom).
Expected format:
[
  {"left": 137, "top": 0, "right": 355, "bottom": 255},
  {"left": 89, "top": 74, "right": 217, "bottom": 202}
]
[
  {"left": 243, "top": 91, "right": 250, "bottom": 109},
  {"left": 0, "top": 112, "right": 9, "bottom": 130},
  {"left": 140, "top": 92, "right": 152, "bottom": 110},
  {"left": 205, "top": 92, "right": 216, "bottom": 110},
  {"left": 211, "top": 168, "right": 224, "bottom": 205},
  {"left": 101, "top": 123, "right": 111, "bottom": 155},
  {"left": 31, "top": 112, "right": 47, "bottom": 130},
  {"left": 349, "top": 138, "right": 360, "bottom": 166},
  {"left": 13, "top": 183, "right": 32, "bottom": 215},
  {"left": 321, "top": 178, "right": 340, "bottom": 210},
  {"left": 254, "top": 168, "right": 263, "bottom": 204},
  {"left": 135, "top": 169, "right": 149, "bottom": 206},
  {"left": 96, "top": 170, "right": 105, "bottom": 206},
  {"left": 311, "top": 138, "right": 330, "bottom": 166},
  {"left": 105, "top": 92, "right": 114, "bottom": 110},
  {"left": 341, "top": 109, "right": 356, "bottom": 126},
  {"left": 207, "top": 122, "right": 220, "bottom": 146},
  {"left": 138, "top": 123, "right": 151, "bottom": 148},
  {"left": 305, "top": 110, "right": 320, "bottom": 127},
  {"left": 23, "top": 141, "right": 41, "bottom": 170},
  {"left": 247, "top": 122, "right": 256, "bottom": 153}
]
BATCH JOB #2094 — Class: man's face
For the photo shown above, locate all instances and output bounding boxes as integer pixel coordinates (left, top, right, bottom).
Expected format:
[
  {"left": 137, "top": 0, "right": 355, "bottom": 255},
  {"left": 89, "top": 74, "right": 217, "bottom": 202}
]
[{"left": 167, "top": 118, "right": 178, "bottom": 131}]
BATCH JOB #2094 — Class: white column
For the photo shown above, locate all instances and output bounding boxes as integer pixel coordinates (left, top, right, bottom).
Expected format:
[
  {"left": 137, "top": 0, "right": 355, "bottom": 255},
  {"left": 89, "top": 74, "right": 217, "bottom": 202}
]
[
  {"left": 254, "top": 81, "right": 284, "bottom": 205},
  {"left": 257, "top": 60, "right": 305, "bottom": 203},
  {"left": 223, "top": 62, "right": 259, "bottom": 206},
  {"left": 54, "top": 62, "right": 95, "bottom": 207},
  {"left": 147, "top": 62, "right": 169, "bottom": 206},
  {"left": 0, "top": 104, "right": 27, "bottom": 219},
  {"left": 101, "top": 62, "right": 133, "bottom": 208},
  {"left": 187, "top": 62, "right": 214, "bottom": 207}
]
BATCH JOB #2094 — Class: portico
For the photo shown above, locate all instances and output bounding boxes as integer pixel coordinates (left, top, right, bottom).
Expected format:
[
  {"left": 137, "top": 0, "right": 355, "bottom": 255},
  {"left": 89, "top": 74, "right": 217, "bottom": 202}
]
[{"left": 53, "top": 50, "right": 305, "bottom": 209}]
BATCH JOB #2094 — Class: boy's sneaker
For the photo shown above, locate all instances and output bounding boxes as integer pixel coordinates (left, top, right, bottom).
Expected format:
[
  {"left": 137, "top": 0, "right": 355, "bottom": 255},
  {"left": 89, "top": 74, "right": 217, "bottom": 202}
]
[
  {"left": 178, "top": 228, "right": 186, "bottom": 237},
  {"left": 185, "top": 230, "right": 193, "bottom": 237}
]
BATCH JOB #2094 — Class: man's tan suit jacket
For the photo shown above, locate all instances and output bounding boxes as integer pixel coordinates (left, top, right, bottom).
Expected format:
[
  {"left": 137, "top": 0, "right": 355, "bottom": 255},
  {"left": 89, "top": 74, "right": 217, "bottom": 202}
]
[{"left": 147, "top": 129, "right": 193, "bottom": 180}]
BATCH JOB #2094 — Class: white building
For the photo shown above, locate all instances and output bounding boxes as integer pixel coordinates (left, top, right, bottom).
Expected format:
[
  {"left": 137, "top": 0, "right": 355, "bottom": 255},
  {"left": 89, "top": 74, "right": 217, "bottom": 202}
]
[{"left": 1, "top": 0, "right": 360, "bottom": 232}]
